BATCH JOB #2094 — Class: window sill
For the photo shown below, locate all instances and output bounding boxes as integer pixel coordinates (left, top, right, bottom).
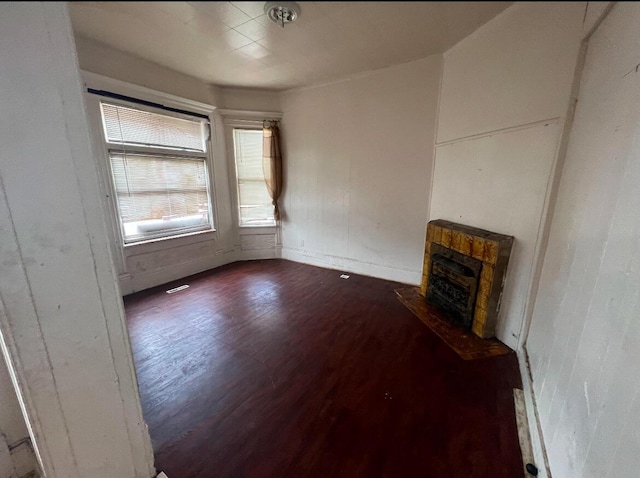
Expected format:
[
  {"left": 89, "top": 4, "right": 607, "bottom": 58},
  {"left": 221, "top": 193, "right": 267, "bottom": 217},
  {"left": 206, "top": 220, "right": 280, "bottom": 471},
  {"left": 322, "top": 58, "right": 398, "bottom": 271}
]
[
  {"left": 239, "top": 225, "right": 277, "bottom": 235},
  {"left": 123, "top": 228, "right": 216, "bottom": 254}
]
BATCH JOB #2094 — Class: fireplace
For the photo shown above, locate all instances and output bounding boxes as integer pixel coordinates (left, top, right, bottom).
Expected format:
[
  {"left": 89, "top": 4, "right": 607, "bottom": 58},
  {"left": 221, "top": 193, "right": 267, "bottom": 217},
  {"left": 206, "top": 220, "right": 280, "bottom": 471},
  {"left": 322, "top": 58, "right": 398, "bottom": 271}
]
[{"left": 421, "top": 220, "right": 513, "bottom": 339}]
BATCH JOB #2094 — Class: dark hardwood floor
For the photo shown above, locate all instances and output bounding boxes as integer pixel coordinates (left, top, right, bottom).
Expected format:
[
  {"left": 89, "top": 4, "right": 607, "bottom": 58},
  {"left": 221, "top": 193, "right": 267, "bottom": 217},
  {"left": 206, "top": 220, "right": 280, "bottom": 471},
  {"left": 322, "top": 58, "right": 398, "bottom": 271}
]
[{"left": 124, "top": 259, "right": 523, "bottom": 478}]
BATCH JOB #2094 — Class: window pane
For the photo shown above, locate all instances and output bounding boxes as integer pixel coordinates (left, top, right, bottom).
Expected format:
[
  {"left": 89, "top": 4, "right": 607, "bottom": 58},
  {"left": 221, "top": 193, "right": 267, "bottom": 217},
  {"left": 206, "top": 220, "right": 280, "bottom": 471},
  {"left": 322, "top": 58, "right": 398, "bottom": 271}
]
[
  {"left": 101, "top": 103, "right": 207, "bottom": 152},
  {"left": 238, "top": 180, "right": 272, "bottom": 208},
  {"left": 233, "top": 129, "right": 275, "bottom": 226},
  {"left": 110, "top": 153, "right": 212, "bottom": 242}
]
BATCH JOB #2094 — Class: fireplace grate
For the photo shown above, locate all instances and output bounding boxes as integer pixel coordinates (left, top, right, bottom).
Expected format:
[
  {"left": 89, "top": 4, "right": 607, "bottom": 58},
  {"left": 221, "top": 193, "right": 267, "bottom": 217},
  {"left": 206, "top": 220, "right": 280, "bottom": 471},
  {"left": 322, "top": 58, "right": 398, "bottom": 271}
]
[{"left": 426, "top": 243, "right": 482, "bottom": 330}]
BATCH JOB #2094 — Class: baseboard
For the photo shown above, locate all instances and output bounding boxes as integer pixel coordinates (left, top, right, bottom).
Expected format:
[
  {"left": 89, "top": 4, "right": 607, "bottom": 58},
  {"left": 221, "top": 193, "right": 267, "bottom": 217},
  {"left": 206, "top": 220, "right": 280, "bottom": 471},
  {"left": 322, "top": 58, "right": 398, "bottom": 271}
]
[
  {"left": 120, "top": 244, "right": 417, "bottom": 295},
  {"left": 237, "top": 248, "right": 279, "bottom": 261},
  {"left": 281, "top": 247, "right": 421, "bottom": 285},
  {"left": 514, "top": 388, "right": 534, "bottom": 477},
  {"left": 120, "top": 252, "right": 238, "bottom": 294},
  {"left": 517, "top": 346, "right": 551, "bottom": 478},
  {"left": 120, "top": 247, "right": 281, "bottom": 294}
]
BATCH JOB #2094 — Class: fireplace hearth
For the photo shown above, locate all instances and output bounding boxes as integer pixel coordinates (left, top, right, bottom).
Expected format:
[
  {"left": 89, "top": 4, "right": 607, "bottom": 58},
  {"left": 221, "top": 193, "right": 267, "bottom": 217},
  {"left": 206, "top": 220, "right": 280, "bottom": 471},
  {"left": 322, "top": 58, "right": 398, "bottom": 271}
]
[{"left": 421, "top": 220, "right": 513, "bottom": 339}]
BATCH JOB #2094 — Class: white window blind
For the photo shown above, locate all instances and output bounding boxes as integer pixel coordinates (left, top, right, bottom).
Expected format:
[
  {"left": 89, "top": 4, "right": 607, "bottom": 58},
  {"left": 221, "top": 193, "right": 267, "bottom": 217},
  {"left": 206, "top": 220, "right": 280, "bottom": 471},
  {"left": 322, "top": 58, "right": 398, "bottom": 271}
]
[
  {"left": 233, "top": 129, "right": 275, "bottom": 226},
  {"left": 99, "top": 100, "right": 213, "bottom": 243},
  {"left": 101, "top": 103, "right": 207, "bottom": 152}
]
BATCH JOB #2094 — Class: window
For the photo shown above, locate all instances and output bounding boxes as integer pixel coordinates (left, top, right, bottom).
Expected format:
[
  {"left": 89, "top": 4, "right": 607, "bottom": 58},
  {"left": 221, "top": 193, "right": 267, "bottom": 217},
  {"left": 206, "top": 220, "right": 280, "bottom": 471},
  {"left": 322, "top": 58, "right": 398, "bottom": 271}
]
[
  {"left": 232, "top": 129, "right": 275, "bottom": 227},
  {"left": 98, "top": 101, "right": 213, "bottom": 244}
]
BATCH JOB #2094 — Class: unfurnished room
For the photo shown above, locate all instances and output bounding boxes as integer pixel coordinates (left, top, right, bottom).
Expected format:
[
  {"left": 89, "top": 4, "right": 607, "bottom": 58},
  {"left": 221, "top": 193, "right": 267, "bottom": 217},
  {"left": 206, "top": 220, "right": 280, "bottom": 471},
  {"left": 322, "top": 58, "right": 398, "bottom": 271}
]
[{"left": 0, "top": 2, "right": 638, "bottom": 478}]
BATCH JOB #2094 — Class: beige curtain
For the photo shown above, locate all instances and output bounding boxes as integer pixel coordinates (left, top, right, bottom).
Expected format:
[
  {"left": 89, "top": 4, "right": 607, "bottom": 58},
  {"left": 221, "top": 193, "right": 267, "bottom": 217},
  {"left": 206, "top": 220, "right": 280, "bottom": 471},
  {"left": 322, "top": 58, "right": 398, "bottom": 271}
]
[{"left": 262, "top": 121, "right": 283, "bottom": 220}]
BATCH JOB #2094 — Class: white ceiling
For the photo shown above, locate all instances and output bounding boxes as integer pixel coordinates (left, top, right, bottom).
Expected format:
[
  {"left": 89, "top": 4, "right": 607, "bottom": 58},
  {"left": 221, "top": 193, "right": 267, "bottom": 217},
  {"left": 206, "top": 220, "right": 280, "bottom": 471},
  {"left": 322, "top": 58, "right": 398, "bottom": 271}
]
[{"left": 69, "top": 1, "right": 511, "bottom": 91}]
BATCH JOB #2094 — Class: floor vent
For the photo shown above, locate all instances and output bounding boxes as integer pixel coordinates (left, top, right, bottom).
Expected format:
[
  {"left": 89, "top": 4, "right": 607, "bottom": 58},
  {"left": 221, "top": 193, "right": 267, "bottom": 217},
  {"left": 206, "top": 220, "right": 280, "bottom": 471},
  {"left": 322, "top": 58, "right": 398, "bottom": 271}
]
[{"left": 166, "top": 285, "right": 189, "bottom": 294}]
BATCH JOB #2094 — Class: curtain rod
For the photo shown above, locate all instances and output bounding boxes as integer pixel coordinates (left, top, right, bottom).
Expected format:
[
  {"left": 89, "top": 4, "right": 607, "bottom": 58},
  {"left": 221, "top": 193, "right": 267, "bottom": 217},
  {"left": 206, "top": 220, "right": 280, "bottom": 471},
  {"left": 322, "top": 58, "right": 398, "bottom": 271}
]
[{"left": 87, "top": 88, "right": 210, "bottom": 120}]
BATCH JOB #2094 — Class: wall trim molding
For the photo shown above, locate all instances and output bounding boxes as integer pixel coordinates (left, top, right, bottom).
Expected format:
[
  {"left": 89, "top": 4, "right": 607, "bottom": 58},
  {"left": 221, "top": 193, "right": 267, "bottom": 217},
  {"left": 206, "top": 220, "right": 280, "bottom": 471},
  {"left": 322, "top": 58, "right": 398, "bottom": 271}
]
[
  {"left": 219, "top": 108, "right": 283, "bottom": 124},
  {"left": 281, "top": 247, "right": 420, "bottom": 285},
  {"left": 435, "top": 116, "right": 560, "bottom": 147},
  {"left": 281, "top": 54, "right": 442, "bottom": 95}
]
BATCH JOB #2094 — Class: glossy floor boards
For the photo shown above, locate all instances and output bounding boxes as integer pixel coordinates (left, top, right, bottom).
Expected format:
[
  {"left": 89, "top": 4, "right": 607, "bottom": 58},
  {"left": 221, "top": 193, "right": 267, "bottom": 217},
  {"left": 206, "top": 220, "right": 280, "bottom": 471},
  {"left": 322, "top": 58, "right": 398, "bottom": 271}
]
[{"left": 124, "top": 259, "right": 523, "bottom": 478}]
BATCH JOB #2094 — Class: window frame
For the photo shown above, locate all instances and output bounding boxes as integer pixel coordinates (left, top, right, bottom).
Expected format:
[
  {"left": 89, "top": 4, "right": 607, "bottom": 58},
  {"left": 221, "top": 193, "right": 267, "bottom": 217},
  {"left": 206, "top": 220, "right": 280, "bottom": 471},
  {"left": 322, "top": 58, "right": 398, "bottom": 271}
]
[
  {"left": 219, "top": 109, "right": 283, "bottom": 232},
  {"left": 232, "top": 127, "right": 277, "bottom": 228},
  {"left": 82, "top": 73, "right": 219, "bottom": 256},
  {"left": 100, "top": 100, "right": 215, "bottom": 244}
]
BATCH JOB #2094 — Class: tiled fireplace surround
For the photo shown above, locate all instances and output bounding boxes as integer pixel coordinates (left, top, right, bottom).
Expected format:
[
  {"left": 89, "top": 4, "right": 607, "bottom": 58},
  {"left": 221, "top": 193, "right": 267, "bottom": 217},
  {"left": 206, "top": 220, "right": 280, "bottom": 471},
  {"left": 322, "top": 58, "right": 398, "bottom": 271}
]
[{"left": 420, "top": 220, "right": 513, "bottom": 339}]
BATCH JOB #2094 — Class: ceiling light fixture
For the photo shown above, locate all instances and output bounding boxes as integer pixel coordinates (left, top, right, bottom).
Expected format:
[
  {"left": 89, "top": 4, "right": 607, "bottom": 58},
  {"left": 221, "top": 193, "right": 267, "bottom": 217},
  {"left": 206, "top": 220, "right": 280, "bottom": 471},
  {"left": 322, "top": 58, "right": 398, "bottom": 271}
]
[{"left": 264, "top": 1, "right": 300, "bottom": 28}]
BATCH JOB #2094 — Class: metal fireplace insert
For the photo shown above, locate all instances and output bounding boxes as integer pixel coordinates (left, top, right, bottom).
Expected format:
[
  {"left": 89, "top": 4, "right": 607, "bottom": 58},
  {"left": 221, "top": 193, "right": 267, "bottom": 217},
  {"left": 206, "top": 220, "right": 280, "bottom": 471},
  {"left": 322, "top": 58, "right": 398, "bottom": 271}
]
[{"left": 426, "top": 242, "right": 482, "bottom": 330}]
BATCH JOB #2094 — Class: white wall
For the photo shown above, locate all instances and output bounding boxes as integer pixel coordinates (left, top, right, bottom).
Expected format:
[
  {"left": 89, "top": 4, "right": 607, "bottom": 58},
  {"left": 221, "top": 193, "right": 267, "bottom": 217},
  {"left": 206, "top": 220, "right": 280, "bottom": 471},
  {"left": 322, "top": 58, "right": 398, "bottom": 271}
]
[
  {"left": 430, "top": 2, "right": 586, "bottom": 349},
  {"left": 279, "top": 56, "right": 442, "bottom": 284},
  {"left": 0, "top": 3, "right": 153, "bottom": 477},
  {"left": 527, "top": 3, "right": 640, "bottom": 477},
  {"left": 437, "top": 2, "right": 586, "bottom": 143},
  {"left": 75, "top": 35, "right": 217, "bottom": 105},
  {"left": 219, "top": 87, "right": 281, "bottom": 112}
]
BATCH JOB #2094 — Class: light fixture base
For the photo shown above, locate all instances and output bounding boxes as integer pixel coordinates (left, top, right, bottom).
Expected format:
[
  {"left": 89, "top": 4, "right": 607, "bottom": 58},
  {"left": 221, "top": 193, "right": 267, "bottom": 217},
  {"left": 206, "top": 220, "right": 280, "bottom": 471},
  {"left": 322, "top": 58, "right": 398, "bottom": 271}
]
[{"left": 264, "top": 1, "right": 300, "bottom": 27}]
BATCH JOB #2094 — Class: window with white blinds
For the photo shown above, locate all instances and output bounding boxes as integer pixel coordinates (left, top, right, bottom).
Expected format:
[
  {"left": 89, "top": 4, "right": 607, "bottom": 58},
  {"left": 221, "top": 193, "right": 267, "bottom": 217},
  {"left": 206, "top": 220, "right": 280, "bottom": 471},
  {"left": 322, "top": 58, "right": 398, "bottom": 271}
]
[
  {"left": 233, "top": 129, "right": 275, "bottom": 227},
  {"left": 99, "top": 101, "right": 213, "bottom": 243}
]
